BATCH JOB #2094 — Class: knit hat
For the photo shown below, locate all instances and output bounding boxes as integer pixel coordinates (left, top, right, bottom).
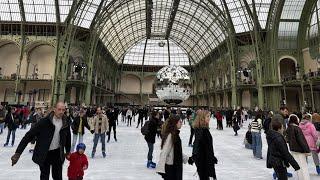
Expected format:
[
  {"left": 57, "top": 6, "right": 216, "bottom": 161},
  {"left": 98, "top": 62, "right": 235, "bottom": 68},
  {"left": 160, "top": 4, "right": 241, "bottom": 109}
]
[{"left": 76, "top": 143, "right": 86, "bottom": 151}]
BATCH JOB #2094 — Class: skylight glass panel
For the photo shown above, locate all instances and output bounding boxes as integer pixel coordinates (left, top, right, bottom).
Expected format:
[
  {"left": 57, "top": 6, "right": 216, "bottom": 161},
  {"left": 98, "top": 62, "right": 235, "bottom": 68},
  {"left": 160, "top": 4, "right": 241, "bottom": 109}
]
[
  {"left": 278, "top": 21, "right": 299, "bottom": 49},
  {"left": 144, "top": 39, "right": 169, "bottom": 66},
  {"left": 59, "top": 0, "right": 72, "bottom": 22},
  {"left": 151, "top": 0, "right": 174, "bottom": 37},
  {"left": 0, "top": 0, "right": 20, "bottom": 21},
  {"left": 281, "top": 0, "right": 306, "bottom": 20},
  {"left": 169, "top": 41, "right": 190, "bottom": 66},
  {"left": 123, "top": 40, "right": 145, "bottom": 65},
  {"left": 224, "top": 0, "right": 252, "bottom": 33},
  {"left": 24, "top": 0, "right": 56, "bottom": 22},
  {"left": 75, "top": 0, "right": 102, "bottom": 28}
]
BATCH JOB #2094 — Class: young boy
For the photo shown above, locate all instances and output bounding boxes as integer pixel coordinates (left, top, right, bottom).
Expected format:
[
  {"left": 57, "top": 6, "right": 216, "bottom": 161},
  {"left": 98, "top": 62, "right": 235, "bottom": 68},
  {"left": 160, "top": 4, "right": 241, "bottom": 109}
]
[
  {"left": 266, "top": 121, "right": 300, "bottom": 180},
  {"left": 67, "top": 143, "right": 88, "bottom": 180}
]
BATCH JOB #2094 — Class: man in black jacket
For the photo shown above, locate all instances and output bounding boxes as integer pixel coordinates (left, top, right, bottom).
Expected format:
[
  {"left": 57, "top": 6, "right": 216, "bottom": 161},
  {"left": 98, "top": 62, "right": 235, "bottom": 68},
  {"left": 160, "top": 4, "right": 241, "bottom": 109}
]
[
  {"left": 4, "top": 107, "right": 18, "bottom": 146},
  {"left": 107, "top": 106, "right": 117, "bottom": 142},
  {"left": 11, "top": 102, "right": 71, "bottom": 180},
  {"left": 71, "top": 109, "right": 91, "bottom": 151}
]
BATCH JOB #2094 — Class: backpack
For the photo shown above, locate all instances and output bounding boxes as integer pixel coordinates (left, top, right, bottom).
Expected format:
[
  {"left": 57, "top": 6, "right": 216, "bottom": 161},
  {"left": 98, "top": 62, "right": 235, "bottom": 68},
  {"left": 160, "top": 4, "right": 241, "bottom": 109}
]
[{"left": 141, "top": 121, "right": 150, "bottom": 136}]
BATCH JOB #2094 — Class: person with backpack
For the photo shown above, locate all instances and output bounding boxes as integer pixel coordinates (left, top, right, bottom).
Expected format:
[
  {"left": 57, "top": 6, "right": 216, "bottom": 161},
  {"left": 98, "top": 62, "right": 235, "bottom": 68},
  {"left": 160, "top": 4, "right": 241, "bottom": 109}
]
[
  {"left": 143, "top": 111, "right": 159, "bottom": 168},
  {"left": 250, "top": 113, "right": 263, "bottom": 159}
]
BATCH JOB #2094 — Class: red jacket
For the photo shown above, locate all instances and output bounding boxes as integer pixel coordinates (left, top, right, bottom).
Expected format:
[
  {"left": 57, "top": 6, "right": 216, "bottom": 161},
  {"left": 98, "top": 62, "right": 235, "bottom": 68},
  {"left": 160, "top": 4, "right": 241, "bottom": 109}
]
[
  {"left": 67, "top": 152, "right": 88, "bottom": 178},
  {"left": 215, "top": 112, "right": 223, "bottom": 121}
]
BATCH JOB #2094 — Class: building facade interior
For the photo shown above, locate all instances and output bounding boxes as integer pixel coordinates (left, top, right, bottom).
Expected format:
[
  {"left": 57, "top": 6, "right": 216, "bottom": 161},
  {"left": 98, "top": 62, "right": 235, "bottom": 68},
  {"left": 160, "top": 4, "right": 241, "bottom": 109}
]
[{"left": 0, "top": 0, "right": 319, "bottom": 112}]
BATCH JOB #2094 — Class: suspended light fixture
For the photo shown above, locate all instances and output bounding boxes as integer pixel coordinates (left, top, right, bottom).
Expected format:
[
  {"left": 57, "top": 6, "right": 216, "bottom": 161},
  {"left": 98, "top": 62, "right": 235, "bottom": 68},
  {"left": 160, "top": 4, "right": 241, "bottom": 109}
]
[{"left": 155, "top": 65, "right": 191, "bottom": 105}]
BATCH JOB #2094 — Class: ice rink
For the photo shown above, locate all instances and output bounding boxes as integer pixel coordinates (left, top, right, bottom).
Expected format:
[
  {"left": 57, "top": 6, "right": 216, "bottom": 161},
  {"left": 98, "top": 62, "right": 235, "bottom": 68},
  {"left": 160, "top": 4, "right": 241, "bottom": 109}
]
[{"left": 0, "top": 117, "right": 319, "bottom": 180}]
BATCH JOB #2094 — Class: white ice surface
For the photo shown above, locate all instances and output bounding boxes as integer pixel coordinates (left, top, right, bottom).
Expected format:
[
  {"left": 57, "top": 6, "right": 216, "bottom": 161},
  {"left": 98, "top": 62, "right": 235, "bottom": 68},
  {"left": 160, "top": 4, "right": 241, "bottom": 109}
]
[{"left": 0, "top": 117, "right": 319, "bottom": 180}]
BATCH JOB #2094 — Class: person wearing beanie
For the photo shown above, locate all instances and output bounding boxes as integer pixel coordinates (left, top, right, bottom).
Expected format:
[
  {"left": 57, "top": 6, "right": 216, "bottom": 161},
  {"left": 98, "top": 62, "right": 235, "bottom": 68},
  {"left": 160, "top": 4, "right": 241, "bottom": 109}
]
[{"left": 67, "top": 143, "right": 88, "bottom": 180}]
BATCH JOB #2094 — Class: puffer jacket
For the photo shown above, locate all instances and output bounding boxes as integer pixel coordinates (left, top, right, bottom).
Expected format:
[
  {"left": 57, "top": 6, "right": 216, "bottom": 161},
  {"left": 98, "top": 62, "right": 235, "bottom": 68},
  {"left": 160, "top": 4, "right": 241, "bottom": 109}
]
[
  {"left": 286, "top": 124, "right": 310, "bottom": 153},
  {"left": 299, "top": 120, "right": 319, "bottom": 151},
  {"left": 67, "top": 152, "right": 88, "bottom": 179}
]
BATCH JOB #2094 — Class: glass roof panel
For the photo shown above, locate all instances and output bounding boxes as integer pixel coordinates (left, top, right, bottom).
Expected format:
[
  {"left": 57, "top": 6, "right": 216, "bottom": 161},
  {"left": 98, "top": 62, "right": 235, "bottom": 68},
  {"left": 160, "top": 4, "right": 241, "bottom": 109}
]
[
  {"left": 0, "top": 0, "right": 20, "bottom": 22},
  {"left": 151, "top": 0, "right": 174, "bottom": 37},
  {"left": 23, "top": 0, "right": 56, "bottom": 22},
  {"left": 278, "top": 21, "right": 299, "bottom": 49},
  {"left": 75, "top": 0, "right": 103, "bottom": 28},
  {"left": 100, "top": 0, "right": 146, "bottom": 61},
  {"left": 58, "top": 0, "right": 72, "bottom": 22},
  {"left": 309, "top": 0, "right": 320, "bottom": 38},
  {"left": 144, "top": 39, "right": 169, "bottom": 66},
  {"left": 277, "top": 0, "right": 306, "bottom": 49},
  {"left": 281, "top": 0, "right": 306, "bottom": 20},
  {"left": 124, "top": 39, "right": 190, "bottom": 66},
  {"left": 223, "top": 0, "right": 252, "bottom": 33},
  {"left": 169, "top": 40, "right": 190, "bottom": 66}
]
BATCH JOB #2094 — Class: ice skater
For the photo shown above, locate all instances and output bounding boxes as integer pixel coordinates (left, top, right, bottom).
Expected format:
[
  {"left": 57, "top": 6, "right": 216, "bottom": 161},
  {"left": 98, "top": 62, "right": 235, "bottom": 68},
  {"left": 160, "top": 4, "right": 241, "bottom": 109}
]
[
  {"left": 11, "top": 102, "right": 71, "bottom": 180},
  {"left": 90, "top": 107, "right": 109, "bottom": 158},
  {"left": 67, "top": 143, "right": 88, "bottom": 180}
]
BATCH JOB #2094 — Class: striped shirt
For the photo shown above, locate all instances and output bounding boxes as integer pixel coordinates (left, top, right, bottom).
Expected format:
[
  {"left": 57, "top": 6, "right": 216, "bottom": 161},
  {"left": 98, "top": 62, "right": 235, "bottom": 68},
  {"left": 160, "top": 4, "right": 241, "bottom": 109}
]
[{"left": 251, "top": 118, "right": 262, "bottom": 133}]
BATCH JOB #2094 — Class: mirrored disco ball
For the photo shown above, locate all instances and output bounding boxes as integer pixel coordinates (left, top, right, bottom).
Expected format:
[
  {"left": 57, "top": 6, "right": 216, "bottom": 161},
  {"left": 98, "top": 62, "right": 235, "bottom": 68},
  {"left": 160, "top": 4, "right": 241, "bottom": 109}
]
[{"left": 155, "top": 65, "right": 191, "bottom": 105}]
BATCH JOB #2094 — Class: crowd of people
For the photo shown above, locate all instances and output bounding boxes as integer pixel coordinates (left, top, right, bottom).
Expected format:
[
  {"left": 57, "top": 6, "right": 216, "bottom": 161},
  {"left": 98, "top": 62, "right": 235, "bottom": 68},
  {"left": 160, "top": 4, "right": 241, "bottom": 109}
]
[{"left": 0, "top": 102, "right": 320, "bottom": 180}]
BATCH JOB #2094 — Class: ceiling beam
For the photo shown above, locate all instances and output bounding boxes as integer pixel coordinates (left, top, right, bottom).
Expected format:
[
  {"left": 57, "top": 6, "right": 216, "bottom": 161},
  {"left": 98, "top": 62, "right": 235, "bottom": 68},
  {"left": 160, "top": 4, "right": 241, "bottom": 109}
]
[
  {"left": 146, "top": 0, "right": 153, "bottom": 39},
  {"left": 165, "top": 0, "right": 180, "bottom": 39}
]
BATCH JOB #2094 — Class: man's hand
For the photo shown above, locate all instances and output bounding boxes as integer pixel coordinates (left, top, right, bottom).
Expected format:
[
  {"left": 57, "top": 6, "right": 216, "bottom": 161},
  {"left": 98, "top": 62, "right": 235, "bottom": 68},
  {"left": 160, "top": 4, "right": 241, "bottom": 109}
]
[
  {"left": 11, "top": 153, "right": 21, "bottom": 166},
  {"left": 188, "top": 157, "right": 194, "bottom": 165}
]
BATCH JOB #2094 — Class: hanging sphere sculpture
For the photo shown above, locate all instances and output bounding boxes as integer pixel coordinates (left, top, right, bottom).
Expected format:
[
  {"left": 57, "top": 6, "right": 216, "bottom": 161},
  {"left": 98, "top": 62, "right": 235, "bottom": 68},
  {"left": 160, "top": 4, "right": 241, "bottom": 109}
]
[{"left": 155, "top": 65, "right": 191, "bottom": 105}]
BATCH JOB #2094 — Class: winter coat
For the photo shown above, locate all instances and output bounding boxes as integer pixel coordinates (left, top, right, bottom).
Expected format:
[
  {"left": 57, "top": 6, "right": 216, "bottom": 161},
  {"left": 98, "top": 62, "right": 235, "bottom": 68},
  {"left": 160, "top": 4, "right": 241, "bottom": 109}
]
[
  {"left": 215, "top": 112, "right": 223, "bottom": 121},
  {"left": 5, "top": 113, "right": 19, "bottom": 130},
  {"left": 299, "top": 120, "right": 319, "bottom": 151},
  {"left": 286, "top": 124, "right": 310, "bottom": 153},
  {"left": 126, "top": 109, "right": 133, "bottom": 117},
  {"left": 0, "top": 109, "right": 5, "bottom": 124},
  {"left": 144, "top": 118, "right": 158, "bottom": 144},
  {"left": 156, "top": 133, "right": 188, "bottom": 174},
  {"left": 91, "top": 114, "right": 109, "bottom": 134},
  {"left": 71, "top": 116, "right": 91, "bottom": 135},
  {"left": 67, "top": 152, "right": 88, "bottom": 178},
  {"left": 106, "top": 111, "right": 116, "bottom": 126},
  {"left": 15, "top": 112, "right": 71, "bottom": 165},
  {"left": 192, "top": 128, "right": 217, "bottom": 178},
  {"left": 266, "top": 130, "right": 300, "bottom": 170}
]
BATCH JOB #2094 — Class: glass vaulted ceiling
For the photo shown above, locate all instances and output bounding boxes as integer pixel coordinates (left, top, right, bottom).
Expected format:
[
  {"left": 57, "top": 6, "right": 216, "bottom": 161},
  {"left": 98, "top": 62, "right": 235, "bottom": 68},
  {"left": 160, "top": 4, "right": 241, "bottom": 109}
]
[{"left": 99, "top": 0, "right": 228, "bottom": 65}]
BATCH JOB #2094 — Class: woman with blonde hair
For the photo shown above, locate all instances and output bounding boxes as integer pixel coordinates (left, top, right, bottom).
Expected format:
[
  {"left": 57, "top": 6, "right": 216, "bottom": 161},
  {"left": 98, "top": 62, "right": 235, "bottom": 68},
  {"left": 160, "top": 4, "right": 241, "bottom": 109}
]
[{"left": 191, "top": 110, "right": 217, "bottom": 180}]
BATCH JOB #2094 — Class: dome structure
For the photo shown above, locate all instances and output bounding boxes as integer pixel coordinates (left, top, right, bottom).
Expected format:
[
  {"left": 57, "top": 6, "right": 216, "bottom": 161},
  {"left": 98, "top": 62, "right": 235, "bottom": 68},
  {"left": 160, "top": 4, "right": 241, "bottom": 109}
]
[{"left": 155, "top": 65, "right": 191, "bottom": 104}]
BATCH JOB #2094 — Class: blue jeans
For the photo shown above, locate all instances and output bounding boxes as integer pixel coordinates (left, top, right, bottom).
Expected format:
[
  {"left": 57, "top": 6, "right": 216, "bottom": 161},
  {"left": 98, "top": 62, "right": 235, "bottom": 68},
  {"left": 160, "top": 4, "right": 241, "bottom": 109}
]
[
  {"left": 0, "top": 122, "right": 4, "bottom": 134},
  {"left": 147, "top": 143, "right": 154, "bottom": 161},
  {"left": 5, "top": 129, "right": 16, "bottom": 145},
  {"left": 92, "top": 133, "right": 106, "bottom": 153},
  {"left": 71, "top": 133, "right": 83, "bottom": 152},
  {"left": 252, "top": 132, "right": 262, "bottom": 158}
]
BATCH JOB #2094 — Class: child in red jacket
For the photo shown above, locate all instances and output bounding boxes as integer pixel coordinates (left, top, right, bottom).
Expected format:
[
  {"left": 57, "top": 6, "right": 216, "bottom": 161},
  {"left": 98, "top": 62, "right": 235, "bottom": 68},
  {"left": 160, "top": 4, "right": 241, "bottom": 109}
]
[{"left": 67, "top": 143, "right": 88, "bottom": 180}]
